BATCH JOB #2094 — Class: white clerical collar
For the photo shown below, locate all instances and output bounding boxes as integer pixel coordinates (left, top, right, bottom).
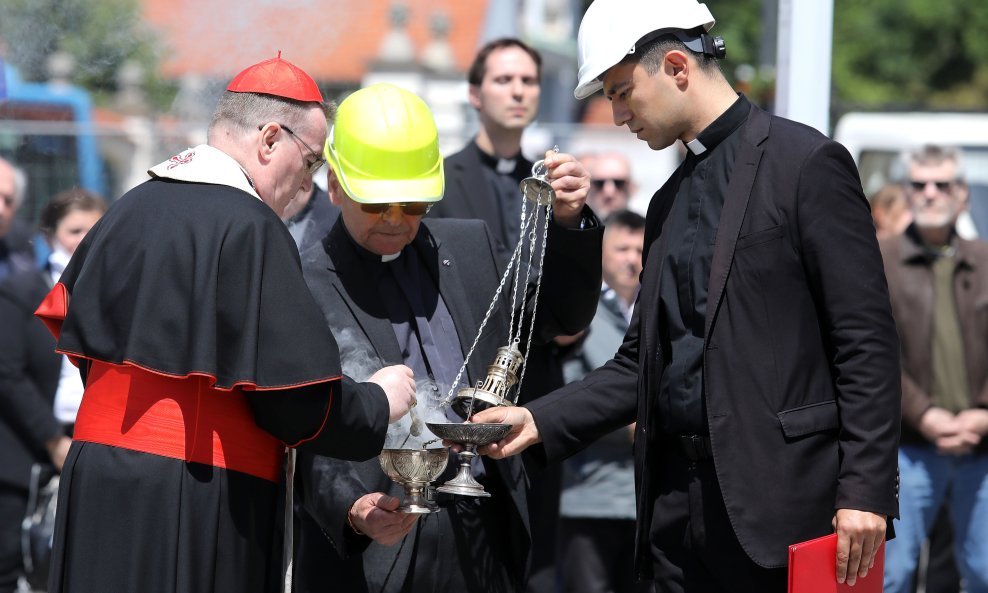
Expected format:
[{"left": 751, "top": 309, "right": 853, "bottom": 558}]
[
  {"left": 496, "top": 158, "right": 516, "bottom": 174},
  {"left": 148, "top": 145, "right": 261, "bottom": 200},
  {"left": 685, "top": 138, "right": 707, "bottom": 155},
  {"left": 381, "top": 252, "right": 401, "bottom": 262}
]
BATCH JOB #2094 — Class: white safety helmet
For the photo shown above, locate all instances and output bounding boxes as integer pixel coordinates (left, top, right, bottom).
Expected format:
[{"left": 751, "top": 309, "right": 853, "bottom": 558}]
[{"left": 574, "top": 0, "right": 716, "bottom": 100}]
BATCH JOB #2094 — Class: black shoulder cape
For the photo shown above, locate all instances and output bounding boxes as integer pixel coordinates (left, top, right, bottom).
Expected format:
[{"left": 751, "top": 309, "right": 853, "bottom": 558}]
[{"left": 47, "top": 178, "right": 341, "bottom": 390}]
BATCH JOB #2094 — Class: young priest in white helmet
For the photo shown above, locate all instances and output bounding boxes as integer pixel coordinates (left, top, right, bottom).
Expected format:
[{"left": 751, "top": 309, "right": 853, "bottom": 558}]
[{"left": 470, "top": 1, "right": 901, "bottom": 591}]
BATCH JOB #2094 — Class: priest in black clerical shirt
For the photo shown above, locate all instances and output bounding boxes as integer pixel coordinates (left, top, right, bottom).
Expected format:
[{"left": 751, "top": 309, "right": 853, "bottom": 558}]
[{"left": 293, "top": 83, "right": 602, "bottom": 593}]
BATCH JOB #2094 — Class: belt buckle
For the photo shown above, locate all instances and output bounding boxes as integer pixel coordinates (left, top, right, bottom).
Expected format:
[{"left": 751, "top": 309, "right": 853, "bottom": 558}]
[{"left": 680, "top": 434, "right": 708, "bottom": 461}]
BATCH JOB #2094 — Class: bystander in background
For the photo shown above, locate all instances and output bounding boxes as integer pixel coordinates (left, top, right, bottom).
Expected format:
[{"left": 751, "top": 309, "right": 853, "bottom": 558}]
[
  {"left": 0, "top": 188, "right": 106, "bottom": 593},
  {"left": 559, "top": 209, "right": 651, "bottom": 593},
  {"left": 586, "top": 153, "right": 636, "bottom": 219},
  {"left": 0, "top": 158, "right": 36, "bottom": 282},
  {"left": 870, "top": 182, "right": 912, "bottom": 241},
  {"left": 880, "top": 144, "right": 988, "bottom": 593}
]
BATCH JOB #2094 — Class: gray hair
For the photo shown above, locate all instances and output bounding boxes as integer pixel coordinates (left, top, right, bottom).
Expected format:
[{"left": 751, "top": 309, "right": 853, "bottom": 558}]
[
  {"left": 207, "top": 91, "right": 333, "bottom": 138},
  {"left": 898, "top": 144, "right": 966, "bottom": 184},
  {"left": 1, "top": 158, "right": 28, "bottom": 208}
]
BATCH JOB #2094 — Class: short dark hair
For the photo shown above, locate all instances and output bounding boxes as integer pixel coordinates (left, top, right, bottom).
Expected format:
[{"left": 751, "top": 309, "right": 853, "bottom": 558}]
[
  {"left": 40, "top": 188, "right": 108, "bottom": 236},
  {"left": 621, "top": 29, "right": 721, "bottom": 77},
  {"left": 603, "top": 209, "right": 645, "bottom": 232},
  {"left": 467, "top": 38, "right": 543, "bottom": 86}
]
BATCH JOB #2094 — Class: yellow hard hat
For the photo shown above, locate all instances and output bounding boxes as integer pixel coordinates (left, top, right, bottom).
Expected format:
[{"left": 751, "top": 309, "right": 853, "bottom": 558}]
[{"left": 324, "top": 83, "right": 444, "bottom": 204}]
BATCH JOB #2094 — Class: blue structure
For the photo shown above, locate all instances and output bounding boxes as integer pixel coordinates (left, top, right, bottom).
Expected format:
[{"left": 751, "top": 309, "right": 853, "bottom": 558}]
[
  {"left": 1, "top": 59, "right": 106, "bottom": 265},
  {"left": 0, "top": 61, "right": 105, "bottom": 199}
]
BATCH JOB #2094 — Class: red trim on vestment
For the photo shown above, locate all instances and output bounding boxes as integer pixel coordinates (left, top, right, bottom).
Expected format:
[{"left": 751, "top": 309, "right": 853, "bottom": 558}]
[
  {"left": 285, "top": 384, "right": 334, "bottom": 448},
  {"left": 35, "top": 282, "right": 341, "bottom": 464},
  {"left": 35, "top": 277, "right": 341, "bottom": 390},
  {"left": 74, "top": 361, "right": 286, "bottom": 482},
  {"left": 34, "top": 281, "right": 68, "bottom": 340}
]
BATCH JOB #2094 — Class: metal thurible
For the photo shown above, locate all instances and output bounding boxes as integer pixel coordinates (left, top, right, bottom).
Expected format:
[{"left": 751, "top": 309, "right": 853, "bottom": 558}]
[
  {"left": 442, "top": 146, "right": 562, "bottom": 422},
  {"left": 519, "top": 158, "right": 555, "bottom": 205},
  {"left": 453, "top": 343, "right": 524, "bottom": 416}
]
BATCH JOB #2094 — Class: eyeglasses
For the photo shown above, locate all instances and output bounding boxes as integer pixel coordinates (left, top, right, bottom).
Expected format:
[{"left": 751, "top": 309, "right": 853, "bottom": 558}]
[
  {"left": 358, "top": 202, "right": 433, "bottom": 216},
  {"left": 259, "top": 123, "right": 326, "bottom": 175},
  {"left": 909, "top": 179, "right": 955, "bottom": 193},
  {"left": 591, "top": 178, "right": 629, "bottom": 191}
]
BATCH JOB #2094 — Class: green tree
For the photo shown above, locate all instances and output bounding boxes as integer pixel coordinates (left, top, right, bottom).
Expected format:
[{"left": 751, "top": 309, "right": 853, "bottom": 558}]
[
  {"left": 0, "top": 0, "right": 174, "bottom": 110},
  {"left": 704, "top": 0, "right": 773, "bottom": 105},
  {"left": 575, "top": 0, "right": 988, "bottom": 111},
  {"left": 833, "top": 0, "right": 988, "bottom": 110}
]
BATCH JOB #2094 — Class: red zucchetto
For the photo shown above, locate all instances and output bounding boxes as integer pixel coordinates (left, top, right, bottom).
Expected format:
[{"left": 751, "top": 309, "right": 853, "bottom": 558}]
[{"left": 226, "top": 51, "right": 324, "bottom": 103}]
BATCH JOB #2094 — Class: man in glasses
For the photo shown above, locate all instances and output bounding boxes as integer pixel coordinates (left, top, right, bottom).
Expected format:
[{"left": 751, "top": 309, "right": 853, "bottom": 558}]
[
  {"left": 880, "top": 144, "right": 988, "bottom": 593},
  {"left": 587, "top": 152, "right": 637, "bottom": 219},
  {"left": 34, "top": 56, "right": 417, "bottom": 593},
  {"left": 293, "top": 83, "right": 602, "bottom": 593}
]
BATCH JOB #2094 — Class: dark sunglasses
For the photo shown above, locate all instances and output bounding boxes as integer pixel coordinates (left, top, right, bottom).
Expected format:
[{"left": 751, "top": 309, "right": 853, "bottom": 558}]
[
  {"left": 591, "top": 178, "right": 629, "bottom": 191},
  {"left": 909, "top": 179, "right": 955, "bottom": 193},
  {"left": 358, "top": 202, "right": 433, "bottom": 216}
]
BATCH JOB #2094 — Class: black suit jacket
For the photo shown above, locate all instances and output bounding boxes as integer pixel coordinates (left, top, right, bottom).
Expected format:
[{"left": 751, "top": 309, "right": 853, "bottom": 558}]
[
  {"left": 0, "top": 220, "right": 37, "bottom": 282},
  {"left": 294, "top": 217, "right": 602, "bottom": 593},
  {"left": 430, "top": 141, "right": 531, "bottom": 261},
  {"left": 288, "top": 187, "right": 340, "bottom": 256},
  {"left": 0, "top": 269, "right": 63, "bottom": 490},
  {"left": 527, "top": 105, "right": 901, "bottom": 575}
]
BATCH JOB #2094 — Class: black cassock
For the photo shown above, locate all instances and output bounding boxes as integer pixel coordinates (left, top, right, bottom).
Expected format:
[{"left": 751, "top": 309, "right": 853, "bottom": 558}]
[{"left": 37, "top": 178, "right": 388, "bottom": 593}]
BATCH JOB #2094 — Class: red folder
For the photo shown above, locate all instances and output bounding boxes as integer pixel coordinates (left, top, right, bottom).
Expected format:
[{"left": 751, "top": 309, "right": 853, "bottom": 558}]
[{"left": 788, "top": 533, "right": 885, "bottom": 593}]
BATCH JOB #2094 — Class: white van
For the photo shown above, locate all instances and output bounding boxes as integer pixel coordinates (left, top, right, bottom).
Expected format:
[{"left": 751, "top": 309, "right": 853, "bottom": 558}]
[{"left": 833, "top": 112, "right": 988, "bottom": 237}]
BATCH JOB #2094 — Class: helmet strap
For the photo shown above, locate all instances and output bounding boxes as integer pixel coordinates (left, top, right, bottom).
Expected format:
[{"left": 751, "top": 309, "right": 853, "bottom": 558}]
[{"left": 635, "top": 28, "right": 726, "bottom": 60}]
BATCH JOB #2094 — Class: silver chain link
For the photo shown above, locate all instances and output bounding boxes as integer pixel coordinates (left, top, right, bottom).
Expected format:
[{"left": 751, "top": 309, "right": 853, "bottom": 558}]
[{"left": 441, "top": 147, "right": 558, "bottom": 407}]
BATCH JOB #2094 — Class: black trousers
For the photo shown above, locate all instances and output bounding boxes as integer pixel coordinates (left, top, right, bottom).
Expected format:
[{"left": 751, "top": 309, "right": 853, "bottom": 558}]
[
  {"left": 914, "top": 505, "right": 960, "bottom": 593},
  {"left": 525, "top": 464, "right": 562, "bottom": 593},
  {"left": 0, "top": 484, "right": 27, "bottom": 593},
  {"left": 560, "top": 517, "right": 653, "bottom": 593},
  {"left": 649, "top": 449, "right": 788, "bottom": 593},
  {"left": 402, "top": 494, "right": 515, "bottom": 593}
]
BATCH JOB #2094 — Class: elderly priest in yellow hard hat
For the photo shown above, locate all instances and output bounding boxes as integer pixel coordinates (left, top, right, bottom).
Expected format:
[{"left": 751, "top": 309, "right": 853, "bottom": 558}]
[
  {"left": 34, "top": 55, "right": 418, "bottom": 593},
  {"left": 292, "top": 83, "right": 602, "bottom": 593}
]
